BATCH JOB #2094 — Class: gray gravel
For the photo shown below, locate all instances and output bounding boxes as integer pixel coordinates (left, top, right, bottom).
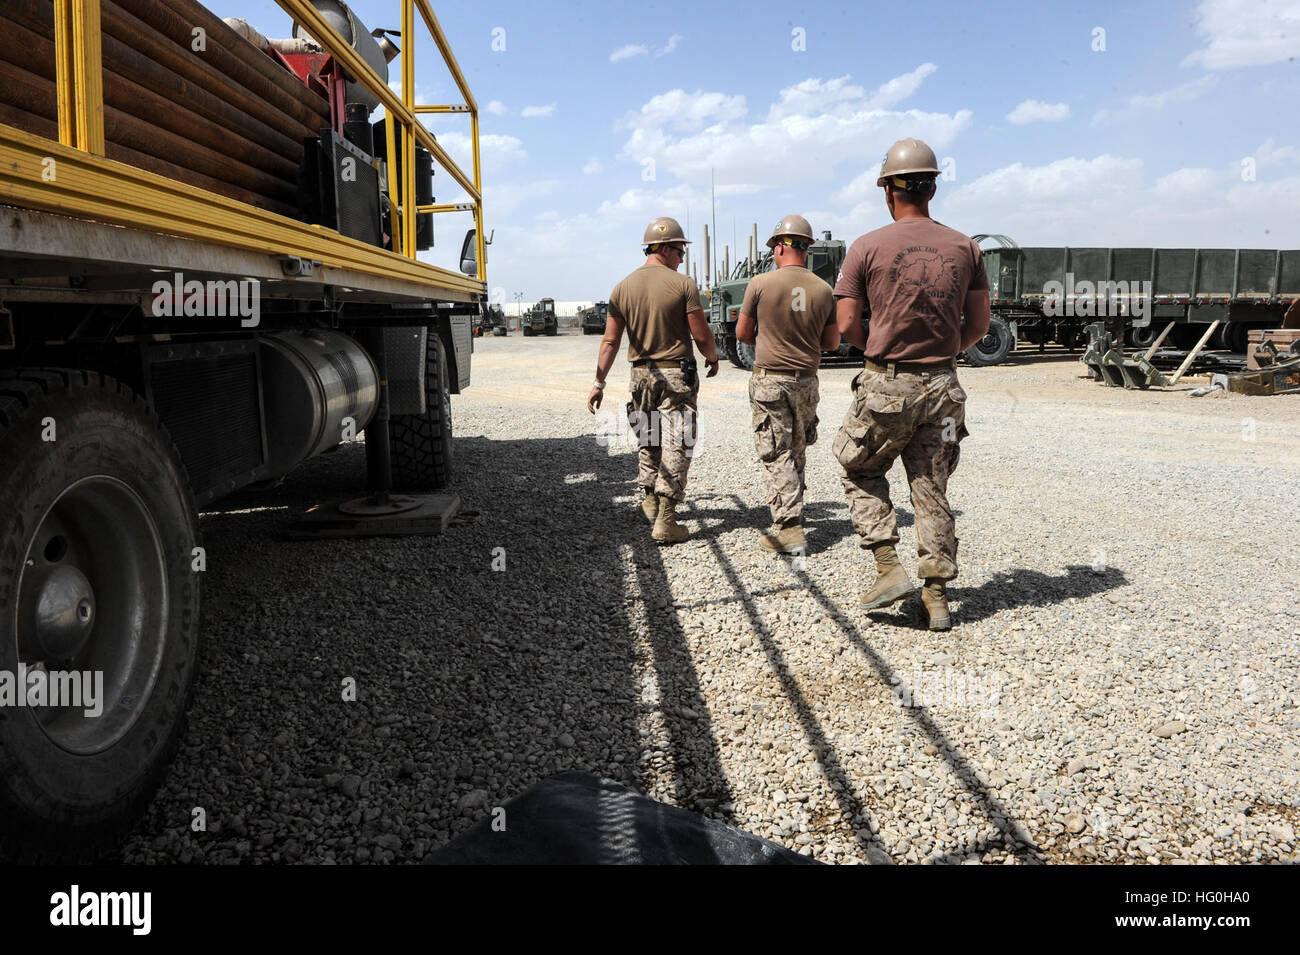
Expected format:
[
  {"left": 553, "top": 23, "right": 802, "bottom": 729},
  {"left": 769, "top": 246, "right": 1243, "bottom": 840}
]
[{"left": 117, "top": 334, "right": 1300, "bottom": 864}]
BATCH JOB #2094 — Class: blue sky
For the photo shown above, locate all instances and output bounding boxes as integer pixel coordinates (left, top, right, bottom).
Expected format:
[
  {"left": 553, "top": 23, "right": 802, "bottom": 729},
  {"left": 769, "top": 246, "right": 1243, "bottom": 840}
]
[{"left": 228, "top": 0, "right": 1300, "bottom": 303}]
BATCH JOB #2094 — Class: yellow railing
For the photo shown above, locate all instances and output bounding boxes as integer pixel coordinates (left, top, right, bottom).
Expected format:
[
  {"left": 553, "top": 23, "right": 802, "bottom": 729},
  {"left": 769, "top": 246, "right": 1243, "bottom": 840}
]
[
  {"left": 275, "top": 0, "right": 485, "bottom": 279},
  {"left": 2, "top": 0, "right": 485, "bottom": 291}
]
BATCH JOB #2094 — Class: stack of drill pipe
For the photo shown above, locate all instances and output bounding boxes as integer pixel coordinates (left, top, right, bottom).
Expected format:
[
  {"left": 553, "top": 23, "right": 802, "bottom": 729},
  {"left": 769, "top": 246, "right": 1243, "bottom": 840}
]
[{"left": 0, "top": 0, "right": 333, "bottom": 218}]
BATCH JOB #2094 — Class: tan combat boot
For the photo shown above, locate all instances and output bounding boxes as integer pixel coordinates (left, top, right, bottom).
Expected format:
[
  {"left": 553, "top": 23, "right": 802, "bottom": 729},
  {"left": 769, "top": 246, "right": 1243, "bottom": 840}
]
[
  {"left": 859, "top": 544, "right": 914, "bottom": 610},
  {"left": 652, "top": 496, "right": 689, "bottom": 544},
  {"left": 760, "top": 524, "right": 806, "bottom": 555},
  {"left": 921, "top": 578, "right": 951, "bottom": 631},
  {"left": 640, "top": 491, "right": 659, "bottom": 523}
]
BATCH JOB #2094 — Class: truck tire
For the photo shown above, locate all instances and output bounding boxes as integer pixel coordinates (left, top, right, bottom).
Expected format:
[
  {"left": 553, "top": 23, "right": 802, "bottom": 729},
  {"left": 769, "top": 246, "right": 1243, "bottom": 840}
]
[
  {"left": 1126, "top": 324, "right": 1157, "bottom": 349},
  {"left": 963, "top": 314, "right": 1014, "bottom": 366},
  {"left": 522, "top": 327, "right": 534, "bottom": 337},
  {"left": 493, "top": 326, "right": 507, "bottom": 337},
  {"left": 716, "top": 334, "right": 739, "bottom": 366},
  {"left": 0, "top": 369, "right": 200, "bottom": 859},
  {"left": 388, "top": 332, "right": 452, "bottom": 490},
  {"left": 735, "top": 340, "right": 756, "bottom": 371}
]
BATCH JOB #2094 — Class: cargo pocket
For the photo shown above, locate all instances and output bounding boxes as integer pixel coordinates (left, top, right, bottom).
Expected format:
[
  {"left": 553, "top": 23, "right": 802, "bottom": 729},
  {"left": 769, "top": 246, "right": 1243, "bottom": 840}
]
[
  {"left": 753, "top": 409, "right": 778, "bottom": 463},
  {"left": 835, "top": 393, "right": 905, "bottom": 474}
]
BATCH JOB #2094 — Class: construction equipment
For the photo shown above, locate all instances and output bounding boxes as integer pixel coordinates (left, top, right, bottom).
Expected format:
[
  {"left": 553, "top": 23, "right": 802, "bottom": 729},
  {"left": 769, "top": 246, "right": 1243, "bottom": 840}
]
[
  {"left": 976, "top": 236, "right": 1300, "bottom": 364},
  {"left": 522, "top": 297, "right": 558, "bottom": 336},
  {"left": 580, "top": 301, "right": 609, "bottom": 335},
  {"left": 1081, "top": 323, "right": 1169, "bottom": 389},
  {"left": 475, "top": 303, "right": 508, "bottom": 336},
  {"left": 0, "top": 0, "right": 486, "bottom": 853}
]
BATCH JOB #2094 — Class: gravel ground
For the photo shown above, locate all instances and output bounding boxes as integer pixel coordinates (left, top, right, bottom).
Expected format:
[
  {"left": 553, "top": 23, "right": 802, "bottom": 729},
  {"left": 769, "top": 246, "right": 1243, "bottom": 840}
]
[{"left": 116, "top": 330, "right": 1299, "bottom": 864}]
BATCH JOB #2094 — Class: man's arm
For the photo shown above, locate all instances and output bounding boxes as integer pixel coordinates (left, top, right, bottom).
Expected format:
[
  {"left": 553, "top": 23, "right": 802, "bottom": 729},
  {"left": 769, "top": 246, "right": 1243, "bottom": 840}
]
[
  {"left": 687, "top": 308, "right": 720, "bottom": 377},
  {"left": 958, "top": 290, "right": 991, "bottom": 352},
  {"left": 587, "top": 315, "right": 626, "bottom": 412},
  {"left": 836, "top": 298, "right": 867, "bottom": 351},
  {"left": 820, "top": 316, "right": 841, "bottom": 351},
  {"left": 736, "top": 311, "right": 756, "bottom": 345}
]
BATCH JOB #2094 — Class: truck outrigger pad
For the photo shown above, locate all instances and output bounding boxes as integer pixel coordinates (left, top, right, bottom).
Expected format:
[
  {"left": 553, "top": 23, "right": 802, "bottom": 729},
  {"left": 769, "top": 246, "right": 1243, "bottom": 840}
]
[{"left": 286, "top": 492, "right": 461, "bottom": 539}]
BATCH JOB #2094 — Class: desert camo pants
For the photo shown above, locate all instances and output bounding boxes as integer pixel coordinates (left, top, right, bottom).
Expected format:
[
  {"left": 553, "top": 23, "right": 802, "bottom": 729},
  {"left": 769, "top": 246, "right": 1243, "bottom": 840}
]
[
  {"left": 628, "top": 366, "right": 699, "bottom": 502},
  {"left": 750, "top": 373, "right": 820, "bottom": 527},
  {"left": 832, "top": 365, "right": 969, "bottom": 580}
]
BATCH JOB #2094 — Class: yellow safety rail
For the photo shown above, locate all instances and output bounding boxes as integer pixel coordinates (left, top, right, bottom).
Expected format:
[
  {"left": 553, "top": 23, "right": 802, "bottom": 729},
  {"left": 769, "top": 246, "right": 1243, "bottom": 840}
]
[{"left": 0, "top": 0, "right": 486, "bottom": 291}]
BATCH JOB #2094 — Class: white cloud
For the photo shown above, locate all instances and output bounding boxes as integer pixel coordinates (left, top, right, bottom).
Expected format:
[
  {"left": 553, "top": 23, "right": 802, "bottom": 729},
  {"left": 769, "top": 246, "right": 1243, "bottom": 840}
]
[
  {"left": 486, "top": 100, "right": 508, "bottom": 116},
  {"left": 1184, "top": 0, "right": 1300, "bottom": 70},
  {"left": 521, "top": 103, "right": 556, "bottom": 118},
  {"left": 618, "top": 72, "right": 968, "bottom": 190},
  {"left": 1254, "top": 137, "right": 1300, "bottom": 168},
  {"left": 436, "top": 131, "right": 526, "bottom": 173},
  {"left": 657, "top": 34, "right": 683, "bottom": 56},
  {"left": 1006, "top": 99, "right": 1070, "bottom": 125},
  {"left": 582, "top": 158, "right": 605, "bottom": 176},
  {"left": 610, "top": 44, "right": 649, "bottom": 62},
  {"left": 1091, "top": 75, "right": 1217, "bottom": 126},
  {"left": 862, "top": 63, "right": 938, "bottom": 111},
  {"left": 936, "top": 154, "right": 1300, "bottom": 248}
]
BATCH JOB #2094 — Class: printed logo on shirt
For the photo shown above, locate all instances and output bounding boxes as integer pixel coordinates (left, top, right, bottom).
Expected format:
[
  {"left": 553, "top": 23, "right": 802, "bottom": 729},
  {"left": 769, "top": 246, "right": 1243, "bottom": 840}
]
[{"left": 889, "top": 246, "right": 960, "bottom": 302}]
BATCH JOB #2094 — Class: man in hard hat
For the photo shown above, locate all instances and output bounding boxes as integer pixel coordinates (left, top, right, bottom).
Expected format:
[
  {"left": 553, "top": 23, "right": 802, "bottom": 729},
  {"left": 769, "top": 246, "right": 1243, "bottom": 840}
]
[
  {"left": 587, "top": 217, "right": 720, "bottom": 544},
  {"left": 735, "top": 215, "right": 838, "bottom": 554},
  {"left": 831, "top": 139, "right": 991, "bottom": 630}
]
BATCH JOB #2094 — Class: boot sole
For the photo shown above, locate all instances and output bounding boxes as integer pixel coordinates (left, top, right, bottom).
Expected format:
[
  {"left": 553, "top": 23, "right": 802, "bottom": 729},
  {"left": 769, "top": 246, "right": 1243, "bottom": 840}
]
[
  {"left": 759, "top": 538, "right": 806, "bottom": 555},
  {"left": 928, "top": 617, "right": 952, "bottom": 631},
  {"left": 858, "top": 579, "right": 914, "bottom": 610}
]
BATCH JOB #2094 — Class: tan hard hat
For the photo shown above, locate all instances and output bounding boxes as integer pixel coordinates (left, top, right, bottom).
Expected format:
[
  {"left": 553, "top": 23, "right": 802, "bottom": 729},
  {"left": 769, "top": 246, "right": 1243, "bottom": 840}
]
[
  {"left": 765, "top": 214, "right": 814, "bottom": 248},
  {"left": 642, "top": 216, "right": 690, "bottom": 248},
  {"left": 876, "top": 138, "right": 941, "bottom": 186}
]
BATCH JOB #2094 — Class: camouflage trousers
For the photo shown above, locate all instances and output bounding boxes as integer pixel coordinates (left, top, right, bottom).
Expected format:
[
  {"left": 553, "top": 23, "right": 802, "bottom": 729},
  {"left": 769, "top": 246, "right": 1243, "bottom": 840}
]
[
  {"left": 832, "top": 365, "right": 969, "bottom": 580},
  {"left": 628, "top": 366, "right": 699, "bottom": 502},
  {"left": 750, "top": 373, "right": 820, "bottom": 527}
]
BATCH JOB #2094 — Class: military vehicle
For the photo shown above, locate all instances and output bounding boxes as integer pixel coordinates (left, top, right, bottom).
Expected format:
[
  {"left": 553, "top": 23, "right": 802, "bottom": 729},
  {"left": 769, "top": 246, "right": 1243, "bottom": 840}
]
[
  {"left": 0, "top": 0, "right": 486, "bottom": 851},
  {"left": 522, "top": 297, "right": 558, "bottom": 336},
  {"left": 710, "top": 231, "right": 1300, "bottom": 368},
  {"left": 975, "top": 235, "right": 1300, "bottom": 362},
  {"left": 475, "top": 303, "right": 508, "bottom": 337},
  {"left": 580, "top": 301, "right": 609, "bottom": 335},
  {"left": 708, "top": 232, "right": 862, "bottom": 370}
]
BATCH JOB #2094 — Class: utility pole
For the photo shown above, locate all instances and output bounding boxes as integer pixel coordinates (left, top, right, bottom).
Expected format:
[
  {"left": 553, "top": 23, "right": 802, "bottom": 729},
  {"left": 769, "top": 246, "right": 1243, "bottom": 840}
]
[{"left": 710, "top": 168, "right": 717, "bottom": 294}]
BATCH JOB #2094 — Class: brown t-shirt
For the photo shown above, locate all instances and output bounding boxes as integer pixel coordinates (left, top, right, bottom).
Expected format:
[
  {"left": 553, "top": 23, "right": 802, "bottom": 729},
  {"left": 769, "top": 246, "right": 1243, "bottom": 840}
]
[
  {"left": 740, "top": 265, "right": 835, "bottom": 372},
  {"left": 833, "top": 218, "right": 988, "bottom": 363},
  {"left": 607, "top": 264, "right": 703, "bottom": 362}
]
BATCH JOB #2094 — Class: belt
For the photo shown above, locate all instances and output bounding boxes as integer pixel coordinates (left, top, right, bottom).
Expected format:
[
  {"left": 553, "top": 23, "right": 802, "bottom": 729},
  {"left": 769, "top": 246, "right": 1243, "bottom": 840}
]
[
  {"left": 631, "top": 359, "right": 684, "bottom": 368},
  {"left": 864, "top": 357, "right": 955, "bottom": 377},
  {"left": 754, "top": 366, "right": 815, "bottom": 379}
]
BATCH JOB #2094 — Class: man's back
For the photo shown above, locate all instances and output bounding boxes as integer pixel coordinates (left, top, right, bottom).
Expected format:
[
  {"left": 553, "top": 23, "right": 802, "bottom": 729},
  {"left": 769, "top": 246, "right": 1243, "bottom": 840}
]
[
  {"left": 743, "top": 265, "right": 834, "bottom": 372},
  {"left": 609, "top": 264, "right": 702, "bottom": 362},
  {"left": 837, "top": 218, "right": 987, "bottom": 363}
]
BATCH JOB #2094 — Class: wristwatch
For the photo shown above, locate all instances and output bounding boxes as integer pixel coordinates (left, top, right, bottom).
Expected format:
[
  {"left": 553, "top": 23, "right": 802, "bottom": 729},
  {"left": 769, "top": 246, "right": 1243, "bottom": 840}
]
[{"left": 592, "top": 379, "right": 606, "bottom": 390}]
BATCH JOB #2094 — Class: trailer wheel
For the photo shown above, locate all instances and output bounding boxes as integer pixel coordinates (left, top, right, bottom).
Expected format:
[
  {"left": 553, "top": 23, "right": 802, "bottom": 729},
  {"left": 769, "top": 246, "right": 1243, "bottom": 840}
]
[
  {"left": 1126, "top": 324, "right": 1157, "bottom": 349},
  {"left": 0, "top": 369, "right": 199, "bottom": 859},
  {"left": 963, "top": 314, "right": 1014, "bottom": 366},
  {"left": 735, "top": 340, "right": 756, "bottom": 371},
  {"left": 388, "top": 332, "right": 453, "bottom": 490}
]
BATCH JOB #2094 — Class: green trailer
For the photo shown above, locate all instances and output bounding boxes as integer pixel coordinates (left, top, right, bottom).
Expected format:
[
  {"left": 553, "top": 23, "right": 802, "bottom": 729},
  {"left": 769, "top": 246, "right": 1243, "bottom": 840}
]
[{"left": 974, "top": 235, "right": 1300, "bottom": 362}]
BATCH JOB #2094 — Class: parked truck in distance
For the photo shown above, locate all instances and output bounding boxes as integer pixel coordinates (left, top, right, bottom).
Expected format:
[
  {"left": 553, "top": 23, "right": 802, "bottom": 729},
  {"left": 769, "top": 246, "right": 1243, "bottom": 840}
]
[
  {"left": 580, "top": 301, "right": 609, "bottom": 335},
  {"left": 522, "top": 297, "right": 558, "bottom": 336},
  {"left": 708, "top": 232, "right": 863, "bottom": 370},
  {"left": 475, "top": 303, "right": 509, "bottom": 336}
]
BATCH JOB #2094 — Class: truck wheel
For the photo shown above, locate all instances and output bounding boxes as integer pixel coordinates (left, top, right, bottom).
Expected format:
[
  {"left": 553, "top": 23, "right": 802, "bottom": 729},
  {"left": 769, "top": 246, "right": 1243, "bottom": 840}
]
[
  {"left": 546, "top": 325, "right": 558, "bottom": 337},
  {"left": 963, "top": 314, "right": 1014, "bottom": 366},
  {"left": 716, "top": 334, "right": 739, "bottom": 366},
  {"left": 735, "top": 340, "right": 756, "bottom": 371},
  {"left": 388, "top": 332, "right": 452, "bottom": 490},
  {"left": 0, "top": 369, "right": 200, "bottom": 859}
]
